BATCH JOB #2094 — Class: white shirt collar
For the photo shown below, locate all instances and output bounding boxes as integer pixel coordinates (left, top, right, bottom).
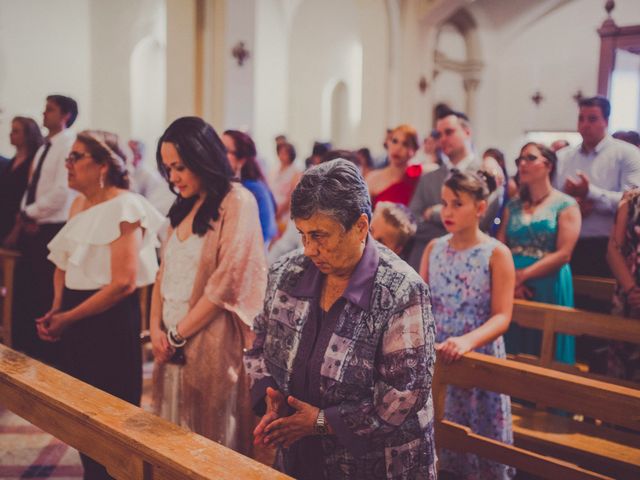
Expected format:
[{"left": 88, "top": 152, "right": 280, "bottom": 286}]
[
  {"left": 444, "top": 153, "right": 475, "bottom": 172},
  {"left": 580, "top": 135, "right": 610, "bottom": 155}
]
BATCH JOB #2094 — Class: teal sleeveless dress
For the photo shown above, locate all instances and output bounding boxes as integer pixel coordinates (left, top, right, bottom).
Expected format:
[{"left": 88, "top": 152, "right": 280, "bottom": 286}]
[{"left": 504, "top": 191, "right": 577, "bottom": 364}]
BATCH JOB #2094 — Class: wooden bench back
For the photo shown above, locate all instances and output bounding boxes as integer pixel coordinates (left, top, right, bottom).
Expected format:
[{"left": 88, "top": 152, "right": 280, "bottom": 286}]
[
  {"left": 573, "top": 275, "right": 616, "bottom": 304},
  {"left": 0, "top": 248, "right": 20, "bottom": 347},
  {"left": 0, "top": 344, "right": 290, "bottom": 480},
  {"left": 512, "top": 299, "right": 640, "bottom": 386},
  {"left": 433, "top": 351, "right": 640, "bottom": 480}
]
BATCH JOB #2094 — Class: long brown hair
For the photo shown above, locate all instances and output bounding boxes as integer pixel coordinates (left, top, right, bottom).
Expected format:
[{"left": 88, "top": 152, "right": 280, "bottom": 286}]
[
  {"left": 12, "top": 116, "right": 44, "bottom": 159},
  {"left": 223, "top": 129, "right": 267, "bottom": 182},
  {"left": 518, "top": 142, "right": 556, "bottom": 204}
]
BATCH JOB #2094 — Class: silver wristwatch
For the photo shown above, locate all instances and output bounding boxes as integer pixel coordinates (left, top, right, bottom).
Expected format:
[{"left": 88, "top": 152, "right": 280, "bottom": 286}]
[{"left": 314, "top": 409, "right": 328, "bottom": 435}]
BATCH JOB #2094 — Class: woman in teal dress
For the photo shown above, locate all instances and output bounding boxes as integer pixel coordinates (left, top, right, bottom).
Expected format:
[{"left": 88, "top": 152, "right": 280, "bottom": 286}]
[{"left": 498, "top": 142, "right": 581, "bottom": 363}]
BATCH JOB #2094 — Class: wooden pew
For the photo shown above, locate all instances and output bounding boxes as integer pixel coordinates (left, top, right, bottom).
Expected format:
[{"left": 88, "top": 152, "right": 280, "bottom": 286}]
[
  {"left": 511, "top": 299, "right": 640, "bottom": 388},
  {"left": 0, "top": 344, "right": 290, "bottom": 480},
  {"left": 572, "top": 275, "right": 616, "bottom": 305},
  {"left": 433, "top": 351, "right": 640, "bottom": 479},
  {"left": 0, "top": 248, "right": 20, "bottom": 347}
]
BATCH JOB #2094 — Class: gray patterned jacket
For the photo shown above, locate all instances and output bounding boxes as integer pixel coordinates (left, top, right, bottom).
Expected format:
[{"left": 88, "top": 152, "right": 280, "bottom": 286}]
[{"left": 244, "top": 241, "right": 437, "bottom": 479}]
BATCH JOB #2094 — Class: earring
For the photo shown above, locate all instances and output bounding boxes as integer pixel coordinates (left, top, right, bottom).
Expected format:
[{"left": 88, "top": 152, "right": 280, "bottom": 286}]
[{"left": 99, "top": 173, "right": 105, "bottom": 189}]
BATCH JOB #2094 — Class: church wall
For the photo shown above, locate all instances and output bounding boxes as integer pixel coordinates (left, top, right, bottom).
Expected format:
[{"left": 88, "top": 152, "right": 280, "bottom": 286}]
[
  {"left": 166, "top": 0, "right": 197, "bottom": 123},
  {"left": 470, "top": 0, "right": 640, "bottom": 164},
  {"left": 90, "top": 0, "right": 165, "bottom": 157},
  {"left": 355, "top": 0, "right": 389, "bottom": 158},
  {"left": 253, "top": 0, "right": 289, "bottom": 170},
  {"left": 0, "top": 0, "right": 91, "bottom": 156},
  {"left": 0, "top": 0, "right": 164, "bottom": 162},
  {"left": 287, "top": 0, "right": 361, "bottom": 160},
  {"left": 2, "top": 0, "right": 640, "bottom": 172},
  {"left": 223, "top": 0, "right": 256, "bottom": 134}
]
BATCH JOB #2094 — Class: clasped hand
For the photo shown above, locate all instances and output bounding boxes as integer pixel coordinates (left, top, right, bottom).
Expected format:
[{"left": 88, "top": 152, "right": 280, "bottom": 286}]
[
  {"left": 436, "top": 336, "right": 473, "bottom": 364},
  {"left": 150, "top": 327, "right": 175, "bottom": 364},
  {"left": 514, "top": 270, "right": 534, "bottom": 299},
  {"left": 35, "top": 309, "right": 69, "bottom": 342},
  {"left": 563, "top": 171, "right": 589, "bottom": 198},
  {"left": 253, "top": 387, "right": 319, "bottom": 448},
  {"left": 564, "top": 172, "right": 593, "bottom": 216}
]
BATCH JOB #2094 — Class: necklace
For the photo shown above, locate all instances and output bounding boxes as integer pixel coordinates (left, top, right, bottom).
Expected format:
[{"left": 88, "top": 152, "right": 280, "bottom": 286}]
[{"left": 529, "top": 190, "right": 552, "bottom": 207}]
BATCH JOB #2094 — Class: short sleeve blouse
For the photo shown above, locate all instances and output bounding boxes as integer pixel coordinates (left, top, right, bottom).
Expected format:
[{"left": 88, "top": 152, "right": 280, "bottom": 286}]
[{"left": 48, "top": 192, "right": 166, "bottom": 290}]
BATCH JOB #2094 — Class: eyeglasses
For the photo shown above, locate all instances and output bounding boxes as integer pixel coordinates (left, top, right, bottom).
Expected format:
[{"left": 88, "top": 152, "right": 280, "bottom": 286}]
[
  {"left": 65, "top": 151, "right": 91, "bottom": 164},
  {"left": 514, "top": 154, "right": 539, "bottom": 167}
]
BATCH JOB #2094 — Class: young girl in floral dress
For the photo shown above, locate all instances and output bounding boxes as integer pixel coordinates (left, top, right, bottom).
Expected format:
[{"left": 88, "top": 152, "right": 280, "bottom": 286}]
[{"left": 419, "top": 169, "right": 516, "bottom": 479}]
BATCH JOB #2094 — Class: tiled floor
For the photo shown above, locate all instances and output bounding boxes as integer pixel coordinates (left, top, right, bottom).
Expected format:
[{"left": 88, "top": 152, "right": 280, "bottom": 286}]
[
  {"left": 0, "top": 408, "right": 83, "bottom": 480},
  {"left": 0, "top": 362, "right": 154, "bottom": 479}
]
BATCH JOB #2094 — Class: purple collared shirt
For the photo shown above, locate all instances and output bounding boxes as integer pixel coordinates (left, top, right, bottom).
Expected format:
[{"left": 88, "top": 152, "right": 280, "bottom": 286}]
[
  {"left": 283, "top": 238, "right": 378, "bottom": 479},
  {"left": 245, "top": 234, "right": 437, "bottom": 479}
]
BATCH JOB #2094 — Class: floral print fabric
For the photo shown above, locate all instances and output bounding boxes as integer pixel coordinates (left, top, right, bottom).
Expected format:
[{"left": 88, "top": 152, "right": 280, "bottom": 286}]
[
  {"left": 428, "top": 234, "right": 515, "bottom": 480},
  {"left": 609, "top": 189, "right": 640, "bottom": 381}
]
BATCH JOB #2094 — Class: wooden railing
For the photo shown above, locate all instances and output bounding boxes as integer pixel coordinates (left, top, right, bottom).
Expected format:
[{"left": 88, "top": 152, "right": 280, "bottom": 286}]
[
  {"left": 572, "top": 275, "right": 616, "bottom": 305},
  {"left": 0, "top": 248, "right": 20, "bottom": 347},
  {"left": 511, "top": 299, "right": 640, "bottom": 387},
  {"left": 0, "top": 344, "right": 290, "bottom": 480},
  {"left": 433, "top": 351, "right": 640, "bottom": 479}
]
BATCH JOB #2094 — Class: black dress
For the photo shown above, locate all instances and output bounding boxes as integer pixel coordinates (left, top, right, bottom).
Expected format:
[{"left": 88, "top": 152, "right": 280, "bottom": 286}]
[
  {"left": 0, "top": 155, "right": 34, "bottom": 239},
  {"left": 60, "top": 288, "right": 142, "bottom": 405},
  {"left": 60, "top": 288, "right": 142, "bottom": 480}
]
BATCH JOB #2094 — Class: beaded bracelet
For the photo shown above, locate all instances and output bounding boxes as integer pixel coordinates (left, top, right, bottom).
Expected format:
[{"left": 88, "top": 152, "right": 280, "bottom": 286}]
[{"left": 167, "top": 325, "right": 187, "bottom": 348}]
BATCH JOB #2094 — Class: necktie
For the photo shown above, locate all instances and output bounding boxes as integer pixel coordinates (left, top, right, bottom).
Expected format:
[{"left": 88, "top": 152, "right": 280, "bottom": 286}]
[{"left": 25, "top": 141, "right": 51, "bottom": 206}]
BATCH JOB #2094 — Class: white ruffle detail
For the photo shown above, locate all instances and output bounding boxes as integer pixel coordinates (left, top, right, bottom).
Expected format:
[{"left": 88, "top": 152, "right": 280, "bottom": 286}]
[{"left": 47, "top": 192, "right": 167, "bottom": 289}]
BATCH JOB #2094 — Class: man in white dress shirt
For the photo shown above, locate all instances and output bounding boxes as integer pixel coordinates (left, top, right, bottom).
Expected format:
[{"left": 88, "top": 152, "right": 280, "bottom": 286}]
[
  {"left": 555, "top": 95, "right": 640, "bottom": 372},
  {"left": 555, "top": 96, "right": 640, "bottom": 278},
  {"left": 12, "top": 95, "right": 77, "bottom": 363}
]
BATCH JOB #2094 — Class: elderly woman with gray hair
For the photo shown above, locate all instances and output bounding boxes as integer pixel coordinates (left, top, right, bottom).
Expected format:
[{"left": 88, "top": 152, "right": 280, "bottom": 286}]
[{"left": 244, "top": 159, "right": 437, "bottom": 479}]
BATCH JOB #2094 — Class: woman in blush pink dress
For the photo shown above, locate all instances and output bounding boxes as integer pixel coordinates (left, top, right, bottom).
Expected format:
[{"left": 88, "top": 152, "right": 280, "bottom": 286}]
[{"left": 150, "top": 117, "right": 268, "bottom": 456}]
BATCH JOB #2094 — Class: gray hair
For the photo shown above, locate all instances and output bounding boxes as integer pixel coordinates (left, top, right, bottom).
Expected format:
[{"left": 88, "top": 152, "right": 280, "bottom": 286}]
[{"left": 291, "top": 158, "right": 372, "bottom": 230}]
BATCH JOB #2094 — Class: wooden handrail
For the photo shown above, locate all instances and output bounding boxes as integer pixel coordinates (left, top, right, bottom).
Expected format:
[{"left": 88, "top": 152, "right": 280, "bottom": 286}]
[
  {"left": 572, "top": 275, "right": 616, "bottom": 304},
  {"left": 513, "top": 299, "right": 640, "bottom": 344},
  {"left": 436, "top": 352, "right": 640, "bottom": 430},
  {"left": 0, "top": 344, "right": 290, "bottom": 480},
  {"left": 511, "top": 299, "right": 640, "bottom": 387},
  {"left": 433, "top": 351, "right": 640, "bottom": 479}
]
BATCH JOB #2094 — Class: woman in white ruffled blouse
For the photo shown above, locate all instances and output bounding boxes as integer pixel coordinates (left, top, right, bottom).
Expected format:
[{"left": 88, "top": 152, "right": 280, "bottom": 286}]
[{"left": 37, "top": 130, "right": 165, "bottom": 480}]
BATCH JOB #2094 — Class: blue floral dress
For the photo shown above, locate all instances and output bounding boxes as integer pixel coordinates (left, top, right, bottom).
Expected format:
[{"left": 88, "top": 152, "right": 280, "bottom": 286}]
[
  {"left": 428, "top": 235, "right": 515, "bottom": 480},
  {"left": 609, "top": 189, "right": 640, "bottom": 381},
  {"left": 504, "top": 192, "right": 577, "bottom": 363}
]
